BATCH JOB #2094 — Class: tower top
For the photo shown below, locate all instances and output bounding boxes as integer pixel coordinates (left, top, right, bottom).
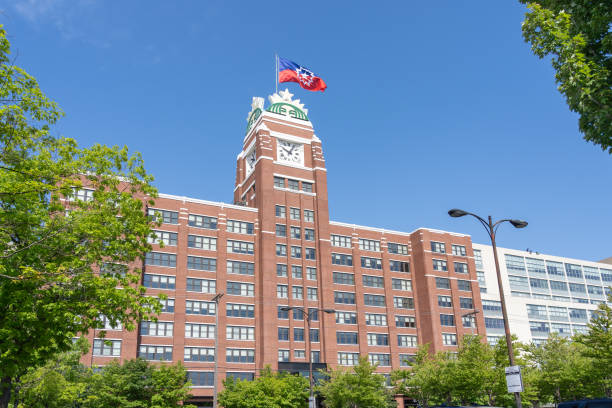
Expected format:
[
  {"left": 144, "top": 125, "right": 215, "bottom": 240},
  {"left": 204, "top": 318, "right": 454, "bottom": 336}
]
[{"left": 245, "top": 88, "right": 310, "bottom": 135}]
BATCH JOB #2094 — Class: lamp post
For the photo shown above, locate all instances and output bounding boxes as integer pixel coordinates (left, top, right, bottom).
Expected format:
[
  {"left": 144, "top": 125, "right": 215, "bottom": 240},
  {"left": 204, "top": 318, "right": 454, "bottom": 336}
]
[
  {"left": 461, "top": 309, "right": 480, "bottom": 336},
  {"left": 448, "top": 209, "right": 527, "bottom": 408},
  {"left": 280, "top": 306, "right": 335, "bottom": 408},
  {"left": 212, "top": 292, "right": 224, "bottom": 408}
]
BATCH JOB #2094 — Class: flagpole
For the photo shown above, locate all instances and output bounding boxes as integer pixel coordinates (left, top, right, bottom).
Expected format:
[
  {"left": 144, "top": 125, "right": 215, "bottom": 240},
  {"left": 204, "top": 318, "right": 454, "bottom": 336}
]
[{"left": 275, "top": 53, "right": 278, "bottom": 94}]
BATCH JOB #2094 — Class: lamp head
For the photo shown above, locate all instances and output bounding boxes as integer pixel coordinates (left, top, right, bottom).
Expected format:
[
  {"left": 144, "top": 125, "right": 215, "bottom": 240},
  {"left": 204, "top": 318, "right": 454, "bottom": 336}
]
[
  {"left": 448, "top": 209, "right": 468, "bottom": 218},
  {"left": 510, "top": 219, "right": 528, "bottom": 228},
  {"left": 280, "top": 306, "right": 292, "bottom": 312},
  {"left": 323, "top": 309, "right": 335, "bottom": 314}
]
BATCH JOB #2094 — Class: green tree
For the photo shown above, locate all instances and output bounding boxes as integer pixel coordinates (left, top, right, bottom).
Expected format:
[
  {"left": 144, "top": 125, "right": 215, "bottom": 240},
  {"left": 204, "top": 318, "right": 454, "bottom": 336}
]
[
  {"left": 0, "top": 25, "right": 160, "bottom": 406},
  {"left": 393, "top": 345, "right": 439, "bottom": 408},
  {"left": 218, "top": 367, "right": 309, "bottom": 408},
  {"left": 453, "top": 335, "right": 495, "bottom": 405},
  {"left": 520, "top": 1, "right": 612, "bottom": 152},
  {"left": 317, "top": 357, "right": 396, "bottom": 408}
]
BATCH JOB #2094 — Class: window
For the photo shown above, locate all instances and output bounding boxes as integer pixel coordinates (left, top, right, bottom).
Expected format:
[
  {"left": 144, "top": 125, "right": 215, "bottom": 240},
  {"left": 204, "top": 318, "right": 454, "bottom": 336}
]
[
  {"left": 361, "top": 257, "right": 382, "bottom": 269},
  {"left": 290, "top": 226, "right": 301, "bottom": 239},
  {"left": 227, "top": 220, "right": 254, "bottom": 235},
  {"left": 431, "top": 241, "right": 446, "bottom": 253},
  {"left": 505, "top": 254, "right": 526, "bottom": 273},
  {"left": 292, "top": 265, "right": 303, "bottom": 279},
  {"left": 98, "top": 315, "right": 122, "bottom": 330},
  {"left": 438, "top": 295, "right": 452, "bottom": 308},
  {"left": 338, "top": 352, "right": 359, "bottom": 366},
  {"left": 292, "top": 286, "right": 303, "bottom": 299},
  {"left": 145, "top": 252, "right": 176, "bottom": 267},
  {"left": 226, "top": 349, "right": 255, "bottom": 363},
  {"left": 227, "top": 326, "right": 255, "bottom": 340},
  {"left": 363, "top": 275, "right": 384, "bottom": 288},
  {"left": 600, "top": 269, "right": 612, "bottom": 282},
  {"left": 186, "top": 278, "right": 216, "bottom": 294},
  {"left": 291, "top": 246, "right": 302, "bottom": 258},
  {"left": 305, "top": 248, "right": 316, "bottom": 260},
  {"left": 276, "top": 224, "right": 287, "bottom": 237},
  {"left": 93, "top": 339, "right": 121, "bottom": 356},
  {"left": 276, "top": 264, "right": 288, "bottom": 277},
  {"left": 186, "top": 300, "right": 216, "bottom": 315},
  {"left": 452, "top": 245, "right": 466, "bottom": 256},
  {"left": 365, "top": 313, "right": 387, "bottom": 326},
  {"left": 294, "top": 349, "right": 305, "bottom": 359},
  {"left": 227, "top": 281, "right": 254, "bottom": 296},
  {"left": 364, "top": 294, "right": 386, "bottom": 307},
  {"left": 310, "top": 329, "right": 320, "bottom": 342},
  {"left": 148, "top": 208, "right": 178, "bottom": 224},
  {"left": 308, "top": 308, "right": 319, "bottom": 321},
  {"left": 509, "top": 275, "right": 530, "bottom": 291},
  {"left": 392, "top": 278, "right": 412, "bottom": 291},
  {"left": 359, "top": 239, "right": 380, "bottom": 252},
  {"left": 545, "top": 261, "right": 565, "bottom": 278},
  {"left": 396, "top": 315, "right": 416, "bottom": 328},
  {"left": 306, "top": 267, "right": 317, "bottom": 280},
  {"left": 398, "top": 335, "right": 417, "bottom": 347},
  {"left": 185, "top": 323, "right": 214, "bottom": 339},
  {"left": 459, "top": 297, "right": 473, "bottom": 309},
  {"left": 184, "top": 347, "right": 214, "bottom": 362},
  {"left": 100, "top": 263, "right": 127, "bottom": 278},
  {"left": 399, "top": 354, "right": 416, "bottom": 367},
  {"left": 188, "top": 214, "right": 217, "bottom": 230},
  {"left": 304, "top": 228, "right": 315, "bottom": 241},
  {"left": 278, "top": 349, "right": 290, "bottom": 362},
  {"left": 143, "top": 274, "right": 176, "bottom": 289},
  {"left": 473, "top": 249, "right": 483, "bottom": 269},
  {"left": 485, "top": 317, "right": 505, "bottom": 329},
  {"left": 332, "top": 253, "right": 353, "bottom": 266},
  {"left": 293, "top": 309, "right": 304, "bottom": 320},
  {"left": 334, "top": 291, "right": 356, "bottom": 304},
  {"left": 277, "top": 285, "right": 288, "bottom": 298},
  {"left": 440, "top": 314, "right": 455, "bottom": 326},
  {"left": 159, "top": 298, "right": 175, "bottom": 313},
  {"left": 569, "top": 283, "right": 586, "bottom": 293},
  {"left": 394, "top": 297, "right": 414, "bottom": 309},
  {"left": 188, "top": 235, "right": 216, "bottom": 251},
  {"left": 307, "top": 287, "right": 318, "bottom": 300},
  {"left": 336, "top": 311, "right": 357, "bottom": 324},
  {"left": 435, "top": 277, "right": 450, "bottom": 289},
  {"left": 304, "top": 210, "right": 314, "bottom": 222},
  {"left": 530, "top": 321, "right": 550, "bottom": 335},
  {"left": 369, "top": 353, "right": 390, "bottom": 366},
  {"left": 333, "top": 272, "right": 354, "bottom": 285},
  {"left": 311, "top": 351, "right": 321, "bottom": 363},
  {"left": 187, "top": 256, "right": 217, "bottom": 272},
  {"left": 302, "top": 182, "right": 313, "bottom": 193},
  {"left": 227, "top": 303, "right": 254, "bottom": 318},
  {"left": 433, "top": 259, "right": 448, "bottom": 271},
  {"left": 277, "top": 307, "right": 289, "bottom": 320},
  {"left": 548, "top": 306, "right": 568, "bottom": 321},
  {"left": 454, "top": 262, "right": 468, "bottom": 274},
  {"left": 294, "top": 328, "right": 304, "bottom": 342},
  {"left": 565, "top": 263, "right": 583, "bottom": 279},
  {"left": 477, "top": 271, "right": 486, "bottom": 287},
  {"left": 288, "top": 179, "right": 299, "bottom": 191},
  {"left": 388, "top": 243, "right": 409, "bottom": 255},
  {"left": 274, "top": 176, "right": 285, "bottom": 188},
  {"left": 290, "top": 207, "right": 300, "bottom": 220},
  {"left": 276, "top": 244, "right": 287, "bottom": 256},
  {"left": 366, "top": 333, "right": 388, "bottom": 346},
  {"left": 588, "top": 285, "right": 604, "bottom": 296},
  {"left": 390, "top": 260, "right": 410, "bottom": 272},
  {"left": 141, "top": 321, "right": 173, "bottom": 337},
  {"left": 551, "top": 323, "right": 572, "bottom": 336},
  {"left": 525, "top": 258, "right": 546, "bottom": 275},
  {"left": 138, "top": 345, "right": 172, "bottom": 361},
  {"left": 569, "top": 308, "right": 587, "bottom": 321},
  {"left": 331, "top": 235, "right": 352, "bottom": 248},
  {"left": 275, "top": 205, "right": 286, "bottom": 218},
  {"left": 457, "top": 280, "right": 471, "bottom": 291},
  {"left": 442, "top": 333, "right": 457, "bottom": 346},
  {"left": 150, "top": 230, "right": 178, "bottom": 246},
  {"left": 227, "top": 260, "right": 254, "bottom": 276},
  {"left": 188, "top": 371, "right": 214, "bottom": 387},
  {"left": 227, "top": 240, "right": 254, "bottom": 255}
]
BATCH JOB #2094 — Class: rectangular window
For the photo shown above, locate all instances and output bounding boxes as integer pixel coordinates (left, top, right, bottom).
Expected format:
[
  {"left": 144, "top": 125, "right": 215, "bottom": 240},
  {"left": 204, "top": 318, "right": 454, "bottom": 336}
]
[
  {"left": 145, "top": 252, "right": 176, "bottom": 268},
  {"left": 433, "top": 259, "right": 448, "bottom": 271},
  {"left": 359, "top": 239, "right": 381, "bottom": 252},
  {"left": 362, "top": 275, "right": 384, "bottom": 288},
  {"left": 226, "top": 349, "right": 255, "bottom": 363},
  {"left": 307, "top": 287, "right": 318, "bottom": 300},
  {"left": 277, "top": 264, "right": 287, "bottom": 277},
  {"left": 188, "top": 371, "right": 214, "bottom": 387},
  {"left": 304, "top": 210, "right": 314, "bottom": 222},
  {"left": 186, "top": 300, "right": 216, "bottom": 315},
  {"left": 159, "top": 298, "right": 175, "bottom": 313},
  {"left": 331, "top": 235, "right": 352, "bottom": 248},
  {"left": 336, "top": 332, "right": 359, "bottom": 344},
  {"left": 141, "top": 321, "right": 174, "bottom": 337},
  {"left": 186, "top": 278, "right": 216, "bottom": 294},
  {"left": 227, "top": 260, "right": 254, "bottom": 276},
  {"left": 367, "top": 333, "right": 389, "bottom": 346},
  {"left": 302, "top": 182, "right": 313, "bottom": 193},
  {"left": 435, "top": 277, "right": 450, "bottom": 289},
  {"left": 457, "top": 280, "right": 471, "bottom": 291},
  {"left": 364, "top": 294, "right": 386, "bottom": 307},
  {"left": 332, "top": 253, "right": 353, "bottom": 266},
  {"left": 184, "top": 347, "right": 214, "bottom": 362},
  {"left": 293, "top": 308, "right": 304, "bottom": 320},
  {"left": 274, "top": 176, "right": 285, "bottom": 188},
  {"left": 227, "top": 240, "right": 254, "bottom": 255},
  {"left": 188, "top": 235, "right": 217, "bottom": 251},
  {"left": 530, "top": 278, "right": 549, "bottom": 290},
  {"left": 396, "top": 315, "right": 416, "bottom": 328},
  {"left": 394, "top": 296, "right": 414, "bottom": 309},
  {"left": 569, "top": 308, "right": 587, "bottom": 321},
  {"left": 278, "top": 349, "right": 290, "bottom": 362},
  {"left": 287, "top": 179, "right": 299, "bottom": 191},
  {"left": 277, "top": 284, "right": 288, "bottom": 298},
  {"left": 454, "top": 262, "right": 468, "bottom": 274},
  {"left": 361, "top": 257, "right": 382, "bottom": 269},
  {"left": 188, "top": 214, "right": 217, "bottom": 230},
  {"left": 311, "top": 351, "right": 320, "bottom": 363},
  {"left": 304, "top": 228, "right": 315, "bottom": 241},
  {"left": 398, "top": 335, "right": 417, "bottom": 347},
  {"left": 530, "top": 321, "right": 550, "bottom": 335},
  {"left": 226, "top": 326, "right": 255, "bottom": 340},
  {"left": 227, "top": 220, "right": 254, "bottom": 235},
  {"left": 336, "top": 311, "right": 357, "bottom": 324},
  {"left": 306, "top": 267, "right": 317, "bottom": 280},
  {"left": 369, "top": 353, "right": 390, "bottom": 366},
  {"left": 334, "top": 291, "right": 356, "bottom": 304},
  {"left": 505, "top": 254, "right": 526, "bottom": 273},
  {"left": 93, "top": 339, "right": 121, "bottom": 356},
  {"left": 565, "top": 263, "right": 583, "bottom": 279},
  {"left": 459, "top": 297, "right": 473, "bottom": 309},
  {"left": 392, "top": 278, "right": 412, "bottom": 291},
  {"left": 431, "top": 241, "right": 446, "bottom": 253},
  {"left": 185, "top": 323, "right": 215, "bottom": 339},
  {"left": 390, "top": 260, "right": 410, "bottom": 272},
  {"left": 452, "top": 244, "right": 466, "bottom": 256},
  {"left": 290, "top": 226, "right": 301, "bottom": 239},
  {"left": 276, "top": 244, "right": 287, "bottom": 256},
  {"left": 275, "top": 224, "right": 287, "bottom": 237},
  {"left": 310, "top": 328, "right": 320, "bottom": 342},
  {"left": 569, "top": 283, "right": 586, "bottom": 293},
  {"left": 388, "top": 243, "right": 409, "bottom": 255},
  {"left": 149, "top": 230, "right": 178, "bottom": 246},
  {"left": 294, "top": 328, "right": 305, "bottom": 342},
  {"left": 546, "top": 261, "right": 565, "bottom": 277},
  {"left": 290, "top": 207, "right": 300, "bottom": 220},
  {"left": 440, "top": 314, "right": 455, "bottom": 326},
  {"left": 365, "top": 313, "right": 387, "bottom": 326},
  {"left": 399, "top": 354, "right": 416, "bottom": 367},
  {"left": 438, "top": 295, "right": 452, "bottom": 307},
  {"left": 473, "top": 249, "right": 483, "bottom": 269},
  {"left": 305, "top": 248, "right": 316, "bottom": 260},
  {"left": 442, "top": 333, "right": 457, "bottom": 346},
  {"left": 143, "top": 274, "right": 176, "bottom": 289},
  {"left": 187, "top": 256, "right": 217, "bottom": 271},
  {"left": 292, "top": 265, "right": 303, "bottom": 279},
  {"left": 292, "top": 286, "right": 303, "bottom": 299},
  {"left": 148, "top": 208, "right": 178, "bottom": 225},
  {"left": 227, "top": 281, "right": 254, "bottom": 297},
  {"left": 485, "top": 317, "right": 505, "bottom": 329},
  {"left": 275, "top": 205, "right": 286, "bottom": 218},
  {"left": 277, "top": 307, "right": 289, "bottom": 320},
  {"left": 227, "top": 303, "right": 254, "bottom": 318},
  {"left": 98, "top": 315, "right": 122, "bottom": 330},
  {"left": 338, "top": 352, "right": 359, "bottom": 366},
  {"left": 526, "top": 258, "right": 547, "bottom": 275},
  {"left": 291, "top": 246, "right": 302, "bottom": 258},
  {"left": 550, "top": 280, "right": 568, "bottom": 291},
  {"left": 308, "top": 308, "right": 319, "bottom": 321}
]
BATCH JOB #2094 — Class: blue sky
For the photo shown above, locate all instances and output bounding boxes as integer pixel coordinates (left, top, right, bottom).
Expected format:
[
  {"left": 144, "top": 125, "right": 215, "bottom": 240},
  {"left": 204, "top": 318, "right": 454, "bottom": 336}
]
[{"left": 2, "top": 0, "right": 611, "bottom": 261}]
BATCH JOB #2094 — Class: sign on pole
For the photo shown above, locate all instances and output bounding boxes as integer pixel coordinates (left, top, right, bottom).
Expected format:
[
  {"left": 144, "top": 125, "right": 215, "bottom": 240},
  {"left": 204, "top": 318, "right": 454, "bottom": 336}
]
[
  {"left": 309, "top": 396, "right": 316, "bottom": 408},
  {"left": 505, "top": 366, "right": 524, "bottom": 393}
]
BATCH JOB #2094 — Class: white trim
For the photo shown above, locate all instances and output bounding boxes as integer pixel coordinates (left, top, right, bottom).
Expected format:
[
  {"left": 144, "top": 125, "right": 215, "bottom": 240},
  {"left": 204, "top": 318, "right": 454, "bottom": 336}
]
[
  {"left": 274, "top": 186, "right": 316, "bottom": 196},
  {"left": 158, "top": 193, "right": 258, "bottom": 213},
  {"left": 271, "top": 130, "right": 312, "bottom": 145},
  {"left": 273, "top": 173, "right": 314, "bottom": 183},
  {"left": 272, "top": 160, "right": 315, "bottom": 171},
  {"left": 329, "top": 221, "right": 470, "bottom": 238}
]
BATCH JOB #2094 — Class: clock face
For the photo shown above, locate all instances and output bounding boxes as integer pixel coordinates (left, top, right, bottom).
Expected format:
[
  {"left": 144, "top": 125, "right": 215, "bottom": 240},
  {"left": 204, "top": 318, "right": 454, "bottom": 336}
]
[
  {"left": 277, "top": 140, "right": 304, "bottom": 165},
  {"left": 246, "top": 150, "right": 256, "bottom": 173}
]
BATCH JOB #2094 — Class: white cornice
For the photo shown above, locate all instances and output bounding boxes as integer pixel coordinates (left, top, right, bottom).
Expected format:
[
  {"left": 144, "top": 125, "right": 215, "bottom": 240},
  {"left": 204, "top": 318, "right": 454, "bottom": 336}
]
[
  {"left": 158, "top": 193, "right": 258, "bottom": 212},
  {"left": 329, "top": 221, "right": 470, "bottom": 238}
]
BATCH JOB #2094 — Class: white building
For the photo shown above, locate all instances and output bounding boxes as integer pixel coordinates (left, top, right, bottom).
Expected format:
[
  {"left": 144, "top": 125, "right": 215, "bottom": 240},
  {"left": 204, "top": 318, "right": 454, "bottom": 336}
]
[{"left": 472, "top": 243, "right": 612, "bottom": 345}]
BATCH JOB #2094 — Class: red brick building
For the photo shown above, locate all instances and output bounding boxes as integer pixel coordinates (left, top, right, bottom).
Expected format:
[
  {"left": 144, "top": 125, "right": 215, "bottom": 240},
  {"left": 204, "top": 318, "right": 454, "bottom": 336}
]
[{"left": 83, "top": 90, "right": 485, "bottom": 406}]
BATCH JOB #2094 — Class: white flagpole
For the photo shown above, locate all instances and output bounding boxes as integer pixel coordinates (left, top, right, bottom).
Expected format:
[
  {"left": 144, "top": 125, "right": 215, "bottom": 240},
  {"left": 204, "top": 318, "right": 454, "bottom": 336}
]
[{"left": 275, "top": 53, "right": 278, "bottom": 94}]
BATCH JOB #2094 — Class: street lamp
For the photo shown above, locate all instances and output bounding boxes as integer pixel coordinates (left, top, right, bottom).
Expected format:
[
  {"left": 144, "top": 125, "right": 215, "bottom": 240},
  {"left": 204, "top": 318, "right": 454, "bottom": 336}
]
[
  {"left": 280, "top": 306, "right": 335, "bottom": 408},
  {"left": 211, "top": 292, "right": 224, "bottom": 408},
  {"left": 448, "top": 209, "right": 527, "bottom": 408},
  {"left": 461, "top": 309, "right": 480, "bottom": 336}
]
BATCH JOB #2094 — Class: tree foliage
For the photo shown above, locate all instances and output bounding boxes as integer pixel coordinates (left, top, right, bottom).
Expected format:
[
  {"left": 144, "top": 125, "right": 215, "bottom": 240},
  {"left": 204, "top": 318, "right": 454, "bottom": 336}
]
[
  {"left": 218, "top": 367, "right": 309, "bottom": 408},
  {"left": 520, "top": 0, "right": 612, "bottom": 152},
  {"left": 317, "top": 357, "right": 397, "bottom": 408},
  {"left": 0, "top": 24, "right": 160, "bottom": 406}
]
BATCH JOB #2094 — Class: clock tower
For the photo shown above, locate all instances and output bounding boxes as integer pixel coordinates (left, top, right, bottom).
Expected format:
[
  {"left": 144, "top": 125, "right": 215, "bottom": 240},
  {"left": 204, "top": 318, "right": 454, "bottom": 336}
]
[{"left": 233, "top": 89, "right": 336, "bottom": 370}]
